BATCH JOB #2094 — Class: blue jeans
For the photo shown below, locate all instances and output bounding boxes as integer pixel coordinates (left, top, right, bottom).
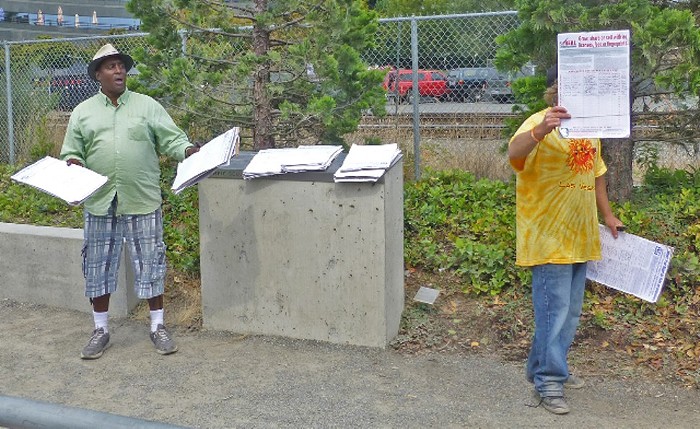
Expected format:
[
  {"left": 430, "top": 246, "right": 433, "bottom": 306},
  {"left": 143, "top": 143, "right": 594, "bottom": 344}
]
[{"left": 526, "top": 263, "right": 586, "bottom": 397}]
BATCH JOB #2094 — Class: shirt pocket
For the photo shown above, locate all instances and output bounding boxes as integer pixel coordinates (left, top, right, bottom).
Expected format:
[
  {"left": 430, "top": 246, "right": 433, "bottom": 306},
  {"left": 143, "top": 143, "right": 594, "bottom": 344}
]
[{"left": 127, "top": 119, "right": 152, "bottom": 142}]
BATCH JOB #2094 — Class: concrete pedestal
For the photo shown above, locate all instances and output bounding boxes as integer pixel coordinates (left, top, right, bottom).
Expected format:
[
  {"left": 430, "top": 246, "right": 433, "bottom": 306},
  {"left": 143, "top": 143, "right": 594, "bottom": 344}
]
[
  {"left": 199, "top": 152, "right": 404, "bottom": 348},
  {"left": 0, "top": 222, "right": 137, "bottom": 316}
]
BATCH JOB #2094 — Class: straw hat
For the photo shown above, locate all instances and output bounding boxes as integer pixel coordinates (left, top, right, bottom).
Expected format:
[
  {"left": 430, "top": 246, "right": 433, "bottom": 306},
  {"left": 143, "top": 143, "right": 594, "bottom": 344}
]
[{"left": 87, "top": 43, "right": 134, "bottom": 80}]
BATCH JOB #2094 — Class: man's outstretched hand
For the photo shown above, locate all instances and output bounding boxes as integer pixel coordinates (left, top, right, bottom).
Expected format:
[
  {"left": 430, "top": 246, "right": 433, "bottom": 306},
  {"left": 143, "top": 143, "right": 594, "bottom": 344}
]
[{"left": 185, "top": 145, "right": 200, "bottom": 158}]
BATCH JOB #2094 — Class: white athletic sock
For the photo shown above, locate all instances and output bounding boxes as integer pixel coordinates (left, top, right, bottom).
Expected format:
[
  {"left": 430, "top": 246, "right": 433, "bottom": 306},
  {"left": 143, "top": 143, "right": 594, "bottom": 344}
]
[
  {"left": 93, "top": 311, "right": 109, "bottom": 333},
  {"left": 150, "top": 309, "right": 164, "bottom": 332}
]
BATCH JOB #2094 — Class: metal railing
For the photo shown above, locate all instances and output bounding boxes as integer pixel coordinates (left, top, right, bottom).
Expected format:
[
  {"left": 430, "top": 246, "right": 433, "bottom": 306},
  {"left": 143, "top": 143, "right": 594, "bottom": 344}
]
[
  {"left": 0, "top": 394, "right": 191, "bottom": 429},
  {"left": 0, "top": 32, "right": 149, "bottom": 164}
]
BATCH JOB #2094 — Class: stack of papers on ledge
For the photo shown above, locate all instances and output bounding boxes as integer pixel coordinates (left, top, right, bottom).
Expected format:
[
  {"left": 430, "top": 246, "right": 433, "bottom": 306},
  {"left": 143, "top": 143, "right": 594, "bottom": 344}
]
[
  {"left": 171, "top": 127, "right": 240, "bottom": 194},
  {"left": 334, "top": 143, "right": 402, "bottom": 183},
  {"left": 242, "top": 145, "right": 343, "bottom": 179},
  {"left": 242, "top": 148, "right": 297, "bottom": 179},
  {"left": 10, "top": 156, "right": 108, "bottom": 206},
  {"left": 282, "top": 145, "right": 344, "bottom": 172}
]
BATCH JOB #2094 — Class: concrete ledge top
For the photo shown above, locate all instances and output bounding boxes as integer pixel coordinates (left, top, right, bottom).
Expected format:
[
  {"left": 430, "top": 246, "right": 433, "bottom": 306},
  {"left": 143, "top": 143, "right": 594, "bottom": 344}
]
[
  {"left": 211, "top": 150, "right": 401, "bottom": 183},
  {"left": 0, "top": 222, "right": 82, "bottom": 238}
]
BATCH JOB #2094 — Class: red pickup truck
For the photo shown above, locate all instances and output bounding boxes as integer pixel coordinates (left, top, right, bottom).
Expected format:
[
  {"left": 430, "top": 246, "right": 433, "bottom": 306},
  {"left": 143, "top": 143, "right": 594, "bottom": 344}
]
[{"left": 382, "top": 69, "right": 450, "bottom": 103}]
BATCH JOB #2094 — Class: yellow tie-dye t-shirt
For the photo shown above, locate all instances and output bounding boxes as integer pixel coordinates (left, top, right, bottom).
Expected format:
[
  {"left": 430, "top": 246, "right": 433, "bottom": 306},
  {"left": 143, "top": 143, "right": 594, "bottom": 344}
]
[{"left": 509, "top": 108, "right": 607, "bottom": 267}]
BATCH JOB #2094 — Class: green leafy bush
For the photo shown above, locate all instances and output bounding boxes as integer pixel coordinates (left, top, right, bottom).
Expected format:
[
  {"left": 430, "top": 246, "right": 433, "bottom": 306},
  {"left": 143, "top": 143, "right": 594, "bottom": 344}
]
[
  {"left": 404, "top": 166, "right": 700, "bottom": 304},
  {"left": 159, "top": 159, "right": 200, "bottom": 274},
  {"left": 611, "top": 167, "right": 700, "bottom": 300},
  {"left": 404, "top": 169, "right": 528, "bottom": 295},
  {"left": 3, "top": 160, "right": 700, "bottom": 304}
]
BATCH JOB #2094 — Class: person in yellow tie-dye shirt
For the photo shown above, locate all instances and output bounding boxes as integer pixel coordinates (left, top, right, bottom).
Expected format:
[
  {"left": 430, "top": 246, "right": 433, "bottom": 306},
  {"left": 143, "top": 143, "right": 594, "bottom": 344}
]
[{"left": 508, "top": 65, "right": 623, "bottom": 415}]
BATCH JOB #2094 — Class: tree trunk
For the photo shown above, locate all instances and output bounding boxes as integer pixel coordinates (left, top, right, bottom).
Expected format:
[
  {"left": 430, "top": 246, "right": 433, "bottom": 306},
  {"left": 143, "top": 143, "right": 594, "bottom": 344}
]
[
  {"left": 252, "top": 0, "right": 274, "bottom": 149},
  {"left": 601, "top": 137, "right": 634, "bottom": 203}
]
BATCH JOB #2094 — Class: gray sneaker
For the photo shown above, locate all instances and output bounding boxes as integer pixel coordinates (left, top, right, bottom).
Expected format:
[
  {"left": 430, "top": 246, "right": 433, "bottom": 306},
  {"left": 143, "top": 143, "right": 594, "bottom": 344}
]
[
  {"left": 150, "top": 324, "right": 178, "bottom": 355},
  {"left": 80, "top": 327, "right": 110, "bottom": 359},
  {"left": 534, "top": 391, "right": 570, "bottom": 415},
  {"left": 540, "top": 395, "right": 570, "bottom": 414},
  {"left": 565, "top": 374, "right": 585, "bottom": 389}
]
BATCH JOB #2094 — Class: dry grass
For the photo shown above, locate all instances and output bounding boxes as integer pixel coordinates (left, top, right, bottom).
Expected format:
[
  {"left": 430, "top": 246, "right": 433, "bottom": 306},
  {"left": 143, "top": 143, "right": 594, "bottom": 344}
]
[
  {"left": 347, "top": 126, "right": 514, "bottom": 181},
  {"left": 130, "top": 271, "right": 202, "bottom": 331},
  {"left": 413, "top": 137, "right": 513, "bottom": 181}
]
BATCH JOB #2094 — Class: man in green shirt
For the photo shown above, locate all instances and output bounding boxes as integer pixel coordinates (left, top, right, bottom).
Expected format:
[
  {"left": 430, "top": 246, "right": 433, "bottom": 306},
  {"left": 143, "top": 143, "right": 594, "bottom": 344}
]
[{"left": 60, "top": 43, "right": 199, "bottom": 359}]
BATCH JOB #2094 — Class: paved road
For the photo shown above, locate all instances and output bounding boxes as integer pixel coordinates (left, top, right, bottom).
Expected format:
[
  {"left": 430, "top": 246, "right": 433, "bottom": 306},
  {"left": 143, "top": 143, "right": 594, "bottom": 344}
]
[{"left": 1, "top": 299, "right": 699, "bottom": 429}]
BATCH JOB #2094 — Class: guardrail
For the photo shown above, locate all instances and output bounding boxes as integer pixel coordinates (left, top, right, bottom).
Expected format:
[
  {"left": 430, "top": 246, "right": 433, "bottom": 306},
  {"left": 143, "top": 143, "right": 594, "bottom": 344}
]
[{"left": 0, "top": 395, "right": 191, "bottom": 429}]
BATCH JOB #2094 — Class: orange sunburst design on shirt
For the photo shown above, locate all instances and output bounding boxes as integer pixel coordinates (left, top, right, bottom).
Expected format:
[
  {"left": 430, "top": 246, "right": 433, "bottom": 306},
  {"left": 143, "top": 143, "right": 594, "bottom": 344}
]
[{"left": 567, "top": 139, "right": 596, "bottom": 174}]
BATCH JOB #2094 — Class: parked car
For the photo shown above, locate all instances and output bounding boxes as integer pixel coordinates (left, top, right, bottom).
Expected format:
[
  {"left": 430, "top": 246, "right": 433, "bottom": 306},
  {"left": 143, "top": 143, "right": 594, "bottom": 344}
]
[
  {"left": 447, "top": 66, "right": 533, "bottom": 103},
  {"left": 487, "top": 68, "right": 534, "bottom": 103},
  {"left": 446, "top": 67, "right": 500, "bottom": 102},
  {"left": 383, "top": 69, "right": 450, "bottom": 103},
  {"left": 49, "top": 73, "right": 100, "bottom": 111},
  {"left": 485, "top": 70, "right": 518, "bottom": 104},
  {"left": 47, "top": 62, "right": 139, "bottom": 111}
]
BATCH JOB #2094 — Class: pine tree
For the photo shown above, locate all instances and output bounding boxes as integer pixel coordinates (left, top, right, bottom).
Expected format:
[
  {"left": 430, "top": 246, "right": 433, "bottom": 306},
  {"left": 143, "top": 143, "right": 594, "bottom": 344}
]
[{"left": 127, "top": 0, "right": 387, "bottom": 149}]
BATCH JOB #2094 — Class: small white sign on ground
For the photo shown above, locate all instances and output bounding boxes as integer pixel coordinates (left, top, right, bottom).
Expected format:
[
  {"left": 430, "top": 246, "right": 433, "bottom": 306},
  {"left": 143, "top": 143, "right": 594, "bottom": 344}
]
[{"left": 413, "top": 286, "right": 440, "bottom": 305}]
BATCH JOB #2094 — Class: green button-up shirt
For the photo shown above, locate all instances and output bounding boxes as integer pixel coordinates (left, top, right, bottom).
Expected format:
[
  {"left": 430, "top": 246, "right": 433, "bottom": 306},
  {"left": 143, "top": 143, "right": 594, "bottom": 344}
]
[{"left": 60, "top": 89, "right": 191, "bottom": 216}]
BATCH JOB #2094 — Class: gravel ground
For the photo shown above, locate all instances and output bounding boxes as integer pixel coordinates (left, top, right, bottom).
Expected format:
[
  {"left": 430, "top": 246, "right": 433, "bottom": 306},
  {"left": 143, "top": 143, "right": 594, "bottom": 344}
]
[{"left": 1, "top": 298, "right": 699, "bottom": 429}]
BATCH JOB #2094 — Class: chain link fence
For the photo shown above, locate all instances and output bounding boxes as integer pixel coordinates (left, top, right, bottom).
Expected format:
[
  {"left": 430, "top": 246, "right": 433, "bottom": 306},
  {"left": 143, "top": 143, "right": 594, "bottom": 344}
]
[
  {"left": 359, "top": 12, "right": 524, "bottom": 180},
  {"left": 0, "top": 12, "right": 698, "bottom": 181},
  {"left": 0, "top": 33, "right": 150, "bottom": 164}
]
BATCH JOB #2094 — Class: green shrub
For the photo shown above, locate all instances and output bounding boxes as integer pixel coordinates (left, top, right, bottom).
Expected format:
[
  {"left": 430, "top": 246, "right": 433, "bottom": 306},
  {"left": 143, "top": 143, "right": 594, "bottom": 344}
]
[
  {"left": 404, "top": 169, "right": 527, "bottom": 295},
  {"left": 612, "top": 166, "right": 700, "bottom": 301},
  {"left": 159, "top": 159, "right": 200, "bottom": 274},
  {"left": 404, "top": 166, "right": 700, "bottom": 303},
  {"left": 3, "top": 159, "right": 700, "bottom": 303}
]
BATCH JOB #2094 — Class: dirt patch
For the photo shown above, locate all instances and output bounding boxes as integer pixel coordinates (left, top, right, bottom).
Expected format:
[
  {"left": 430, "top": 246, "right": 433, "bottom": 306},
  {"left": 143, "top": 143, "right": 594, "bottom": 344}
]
[
  {"left": 391, "top": 268, "right": 699, "bottom": 390},
  {"left": 4, "top": 295, "right": 700, "bottom": 428},
  {"left": 155, "top": 267, "right": 699, "bottom": 392}
]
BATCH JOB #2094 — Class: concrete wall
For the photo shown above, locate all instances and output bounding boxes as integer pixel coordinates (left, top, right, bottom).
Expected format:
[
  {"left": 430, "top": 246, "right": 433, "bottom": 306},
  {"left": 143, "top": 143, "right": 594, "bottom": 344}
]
[
  {"left": 0, "top": 222, "right": 138, "bottom": 316},
  {"left": 199, "top": 155, "right": 405, "bottom": 348},
  {"left": 0, "top": 151, "right": 405, "bottom": 347}
]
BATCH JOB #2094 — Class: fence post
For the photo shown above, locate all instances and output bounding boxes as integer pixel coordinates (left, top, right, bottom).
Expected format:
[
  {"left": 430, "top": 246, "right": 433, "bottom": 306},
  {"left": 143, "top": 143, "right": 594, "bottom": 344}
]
[
  {"left": 4, "top": 43, "right": 14, "bottom": 164},
  {"left": 390, "top": 21, "right": 401, "bottom": 115},
  {"left": 179, "top": 29, "right": 187, "bottom": 55},
  {"left": 410, "top": 17, "right": 420, "bottom": 180}
]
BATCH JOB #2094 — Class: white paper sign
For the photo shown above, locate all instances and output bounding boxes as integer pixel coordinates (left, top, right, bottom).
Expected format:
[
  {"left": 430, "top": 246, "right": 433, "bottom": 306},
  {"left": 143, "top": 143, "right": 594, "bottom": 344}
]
[
  {"left": 557, "top": 30, "right": 631, "bottom": 139},
  {"left": 10, "top": 156, "right": 108, "bottom": 206},
  {"left": 586, "top": 225, "right": 673, "bottom": 303},
  {"left": 172, "top": 127, "right": 240, "bottom": 194}
]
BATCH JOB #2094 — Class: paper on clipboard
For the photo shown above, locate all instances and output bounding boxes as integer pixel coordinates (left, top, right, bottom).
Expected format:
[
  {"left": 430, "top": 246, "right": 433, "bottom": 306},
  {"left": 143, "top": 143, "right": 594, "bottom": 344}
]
[
  {"left": 586, "top": 225, "right": 673, "bottom": 303},
  {"left": 10, "top": 156, "right": 108, "bottom": 206},
  {"left": 171, "top": 127, "right": 240, "bottom": 194}
]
